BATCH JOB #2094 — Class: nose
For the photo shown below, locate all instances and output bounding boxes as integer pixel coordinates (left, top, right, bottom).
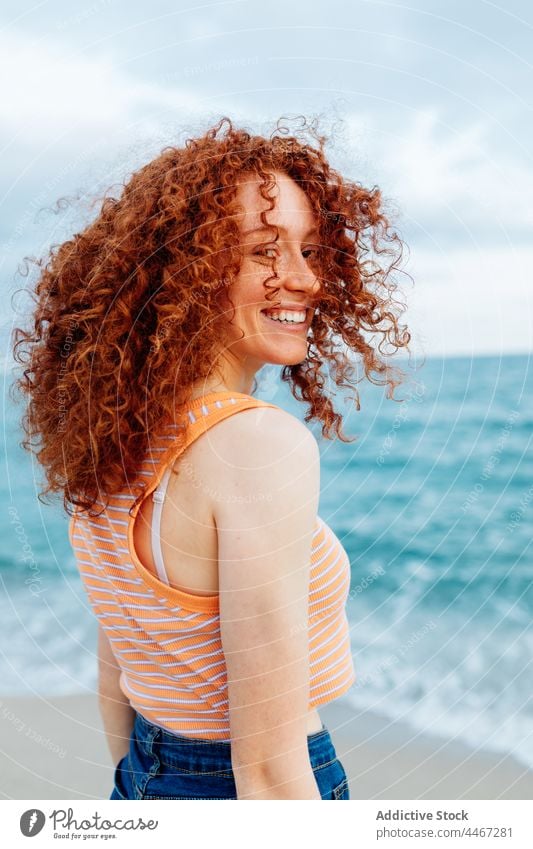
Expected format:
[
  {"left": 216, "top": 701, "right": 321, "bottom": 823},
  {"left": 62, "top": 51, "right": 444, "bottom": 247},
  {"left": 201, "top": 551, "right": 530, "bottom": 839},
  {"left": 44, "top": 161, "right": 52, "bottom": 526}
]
[{"left": 279, "top": 248, "right": 321, "bottom": 299}]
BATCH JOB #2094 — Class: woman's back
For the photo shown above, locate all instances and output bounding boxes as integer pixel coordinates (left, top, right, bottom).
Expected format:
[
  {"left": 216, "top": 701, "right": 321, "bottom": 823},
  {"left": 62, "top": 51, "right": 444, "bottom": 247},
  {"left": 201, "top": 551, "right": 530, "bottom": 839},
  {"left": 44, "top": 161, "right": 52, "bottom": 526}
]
[
  {"left": 14, "top": 115, "right": 410, "bottom": 798},
  {"left": 69, "top": 390, "right": 355, "bottom": 742},
  {"left": 133, "top": 396, "right": 314, "bottom": 597}
]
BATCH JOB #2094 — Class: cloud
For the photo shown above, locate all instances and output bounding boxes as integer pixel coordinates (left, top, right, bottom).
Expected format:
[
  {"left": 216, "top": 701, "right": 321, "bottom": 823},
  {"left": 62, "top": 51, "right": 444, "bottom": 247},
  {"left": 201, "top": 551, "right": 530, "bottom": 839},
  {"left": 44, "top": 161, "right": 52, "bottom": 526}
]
[
  {"left": 1, "top": 24, "right": 531, "bottom": 356},
  {"left": 345, "top": 110, "right": 533, "bottom": 245},
  {"left": 0, "top": 28, "right": 207, "bottom": 148},
  {"left": 405, "top": 245, "right": 533, "bottom": 356}
]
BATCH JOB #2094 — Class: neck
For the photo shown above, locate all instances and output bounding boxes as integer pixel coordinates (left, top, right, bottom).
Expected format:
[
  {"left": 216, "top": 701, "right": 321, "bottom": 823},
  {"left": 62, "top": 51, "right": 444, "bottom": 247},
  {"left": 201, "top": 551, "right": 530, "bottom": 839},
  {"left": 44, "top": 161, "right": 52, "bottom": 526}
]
[{"left": 188, "top": 357, "right": 260, "bottom": 401}]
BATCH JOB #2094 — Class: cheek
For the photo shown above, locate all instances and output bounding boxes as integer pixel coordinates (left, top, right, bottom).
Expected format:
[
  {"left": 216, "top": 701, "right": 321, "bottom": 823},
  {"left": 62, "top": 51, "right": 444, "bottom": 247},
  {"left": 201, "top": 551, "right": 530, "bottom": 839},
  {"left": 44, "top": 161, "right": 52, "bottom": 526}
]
[
  {"left": 216, "top": 287, "right": 256, "bottom": 327},
  {"left": 227, "top": 269, "right": 268, "bottom": 313}
]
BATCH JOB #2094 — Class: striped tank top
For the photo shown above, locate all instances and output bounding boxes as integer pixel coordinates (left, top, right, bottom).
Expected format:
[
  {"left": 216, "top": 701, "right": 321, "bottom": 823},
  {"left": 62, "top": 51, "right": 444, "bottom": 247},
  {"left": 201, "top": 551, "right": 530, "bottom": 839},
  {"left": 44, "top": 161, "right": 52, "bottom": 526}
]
[{"left": 69, "top": 391, "right": 356, "bottom": 739}]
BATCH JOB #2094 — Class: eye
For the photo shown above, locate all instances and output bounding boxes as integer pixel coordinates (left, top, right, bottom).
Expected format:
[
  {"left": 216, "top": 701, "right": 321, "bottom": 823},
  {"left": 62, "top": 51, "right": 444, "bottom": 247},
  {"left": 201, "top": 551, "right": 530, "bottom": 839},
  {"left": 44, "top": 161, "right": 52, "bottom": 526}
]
[
  {"left": 252, "top": 245, "right": 278, "bottom": 259},
  {"left": 251, "top": 244, "right": 319, "bottom": 262}
]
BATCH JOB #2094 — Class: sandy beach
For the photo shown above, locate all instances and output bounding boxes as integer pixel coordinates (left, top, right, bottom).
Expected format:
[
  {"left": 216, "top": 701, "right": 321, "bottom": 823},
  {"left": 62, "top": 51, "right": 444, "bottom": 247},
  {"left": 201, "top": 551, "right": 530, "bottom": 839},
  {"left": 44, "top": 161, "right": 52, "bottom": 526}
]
[{"left": 1, "top": 693, "right": 531, "bottom": 800}]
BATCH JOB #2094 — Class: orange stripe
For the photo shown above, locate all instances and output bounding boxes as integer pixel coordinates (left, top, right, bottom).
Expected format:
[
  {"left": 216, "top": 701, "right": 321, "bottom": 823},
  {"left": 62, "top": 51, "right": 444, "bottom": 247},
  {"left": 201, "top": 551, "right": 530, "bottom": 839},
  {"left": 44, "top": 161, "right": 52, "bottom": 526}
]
[{"left": 71, "top": 391, "right": 356, "bottom": 739}]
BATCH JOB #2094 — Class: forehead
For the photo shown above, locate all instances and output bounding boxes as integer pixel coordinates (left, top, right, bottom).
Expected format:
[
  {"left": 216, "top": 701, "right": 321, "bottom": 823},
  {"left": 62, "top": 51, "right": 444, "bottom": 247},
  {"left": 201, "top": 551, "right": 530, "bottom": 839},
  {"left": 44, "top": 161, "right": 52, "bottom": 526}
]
[{"left": 234, "top": 170, "right": 317, "bottom": 235}]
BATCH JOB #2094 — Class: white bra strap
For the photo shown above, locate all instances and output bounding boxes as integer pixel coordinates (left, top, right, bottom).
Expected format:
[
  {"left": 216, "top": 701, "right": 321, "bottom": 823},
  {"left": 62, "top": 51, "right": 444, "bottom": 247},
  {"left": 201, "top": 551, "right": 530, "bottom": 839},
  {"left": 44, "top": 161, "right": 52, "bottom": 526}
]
[{"left": 151, "top": 466, "right": 173, "bottom": 585}]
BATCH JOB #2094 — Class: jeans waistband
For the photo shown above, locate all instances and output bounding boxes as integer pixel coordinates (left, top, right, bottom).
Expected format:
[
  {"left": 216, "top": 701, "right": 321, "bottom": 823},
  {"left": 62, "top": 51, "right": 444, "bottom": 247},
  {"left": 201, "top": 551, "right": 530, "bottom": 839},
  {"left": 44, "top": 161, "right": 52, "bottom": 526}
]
[{"left": 134, "top": 712, "right": 336, "bottom": 771}]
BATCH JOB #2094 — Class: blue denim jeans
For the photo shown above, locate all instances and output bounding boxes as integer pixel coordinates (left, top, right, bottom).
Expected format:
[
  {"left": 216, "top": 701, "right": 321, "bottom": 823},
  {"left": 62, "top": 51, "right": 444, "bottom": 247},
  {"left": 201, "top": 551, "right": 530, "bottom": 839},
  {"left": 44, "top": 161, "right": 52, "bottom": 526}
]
[{"left": 110, "top": 712, "right": 350, "bottom": 800}]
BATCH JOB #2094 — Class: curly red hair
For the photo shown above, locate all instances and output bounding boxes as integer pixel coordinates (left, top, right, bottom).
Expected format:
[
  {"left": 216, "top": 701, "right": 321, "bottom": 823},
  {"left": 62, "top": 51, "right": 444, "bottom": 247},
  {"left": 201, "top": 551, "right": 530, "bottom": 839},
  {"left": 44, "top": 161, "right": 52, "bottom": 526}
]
[{"left": 11, "top": 116, "right": 411, "bottom": 518}]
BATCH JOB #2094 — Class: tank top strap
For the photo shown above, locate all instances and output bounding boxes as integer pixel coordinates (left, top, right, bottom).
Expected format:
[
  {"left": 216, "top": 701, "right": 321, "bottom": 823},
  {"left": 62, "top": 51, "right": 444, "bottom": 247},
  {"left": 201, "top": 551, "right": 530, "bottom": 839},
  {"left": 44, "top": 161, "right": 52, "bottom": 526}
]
[
  {"left": 179, "top": 391, "right": 279, "bottom": 445},
  {"left": 148, "top": 391, "right": 280, "bottom": 585}
]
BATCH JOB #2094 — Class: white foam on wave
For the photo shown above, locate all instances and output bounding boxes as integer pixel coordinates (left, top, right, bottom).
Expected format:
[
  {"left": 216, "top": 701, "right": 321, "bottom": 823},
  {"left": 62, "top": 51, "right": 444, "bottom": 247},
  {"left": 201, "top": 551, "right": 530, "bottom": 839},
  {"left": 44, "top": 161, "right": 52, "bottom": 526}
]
[
  {"left": 1, "top": 555, "right": 531, "bottom": 773},
  {"left": 342, "top": 594, "right": 533, "bottom": 770},
  {"left": 0, "top": 573, "right": 97, "bottom": 696}
]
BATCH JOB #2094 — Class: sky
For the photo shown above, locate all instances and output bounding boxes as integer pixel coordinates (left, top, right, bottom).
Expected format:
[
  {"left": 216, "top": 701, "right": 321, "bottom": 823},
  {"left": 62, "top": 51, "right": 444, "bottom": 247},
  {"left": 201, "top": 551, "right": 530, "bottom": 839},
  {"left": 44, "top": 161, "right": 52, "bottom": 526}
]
[{"left": 1, "top": 0, "right": 532, "bottom": 359}]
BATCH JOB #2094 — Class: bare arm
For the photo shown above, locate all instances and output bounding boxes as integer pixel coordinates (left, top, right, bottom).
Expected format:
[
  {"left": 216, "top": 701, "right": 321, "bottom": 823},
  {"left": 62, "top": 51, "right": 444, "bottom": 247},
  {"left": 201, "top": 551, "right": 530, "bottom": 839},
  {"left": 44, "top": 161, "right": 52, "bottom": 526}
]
[
  {"left": 213, "top": 408, "right": 322, "bottom": 800},
  {"left": 97, "top": 624, "right": 135, "bottom": 767}
]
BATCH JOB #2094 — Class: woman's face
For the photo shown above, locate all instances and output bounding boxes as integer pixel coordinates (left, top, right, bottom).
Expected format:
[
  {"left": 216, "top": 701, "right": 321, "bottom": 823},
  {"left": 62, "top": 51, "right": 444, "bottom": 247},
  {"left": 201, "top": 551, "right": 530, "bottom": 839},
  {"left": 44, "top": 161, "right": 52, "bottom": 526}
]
[{"left": 216, "top": 170, "right": 321, "bottom": 376}]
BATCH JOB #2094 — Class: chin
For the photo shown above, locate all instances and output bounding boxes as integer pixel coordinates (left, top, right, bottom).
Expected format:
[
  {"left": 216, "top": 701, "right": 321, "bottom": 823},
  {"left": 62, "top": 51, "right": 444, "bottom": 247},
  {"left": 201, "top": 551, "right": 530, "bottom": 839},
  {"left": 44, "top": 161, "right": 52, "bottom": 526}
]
[{"left": 262, "top": 348, "right": 308, "bottom": 367}]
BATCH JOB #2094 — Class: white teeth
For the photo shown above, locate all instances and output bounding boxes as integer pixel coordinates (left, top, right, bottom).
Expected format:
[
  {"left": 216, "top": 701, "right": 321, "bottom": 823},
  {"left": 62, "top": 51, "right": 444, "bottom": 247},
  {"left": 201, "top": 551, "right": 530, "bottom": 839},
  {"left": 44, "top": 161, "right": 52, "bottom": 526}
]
[{"left": 263, "top": 309, "right": 306, "bottom": 323}]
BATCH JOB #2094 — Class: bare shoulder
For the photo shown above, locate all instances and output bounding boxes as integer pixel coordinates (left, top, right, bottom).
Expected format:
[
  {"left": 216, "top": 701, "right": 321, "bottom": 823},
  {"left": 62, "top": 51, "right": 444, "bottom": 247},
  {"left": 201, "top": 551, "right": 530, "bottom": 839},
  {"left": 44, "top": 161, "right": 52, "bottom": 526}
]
[
  {"left": 187, "top": 405, "right": 320, "bottom": 512},
  {"left": 204, "top": 404, "right": 319, "bottom": 467}
]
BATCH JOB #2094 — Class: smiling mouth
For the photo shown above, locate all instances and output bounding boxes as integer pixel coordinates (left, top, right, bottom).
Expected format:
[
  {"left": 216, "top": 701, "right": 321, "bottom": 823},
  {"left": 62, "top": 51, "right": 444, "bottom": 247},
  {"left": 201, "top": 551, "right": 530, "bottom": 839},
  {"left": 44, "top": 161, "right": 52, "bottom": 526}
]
[
  {"left": 261, "top": 315, "right": 306, "bottom": 327},
  {"left": 259, "top": 307, "right": 310, "bottom": 327}
]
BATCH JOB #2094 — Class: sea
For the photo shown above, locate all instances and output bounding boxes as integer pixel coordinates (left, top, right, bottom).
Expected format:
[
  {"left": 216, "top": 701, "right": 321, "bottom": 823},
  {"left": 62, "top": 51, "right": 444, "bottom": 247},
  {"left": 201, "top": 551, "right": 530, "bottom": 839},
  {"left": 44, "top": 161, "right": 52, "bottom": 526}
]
[{"left": 1, "top": 353, "right": 532, "bottom": 768}]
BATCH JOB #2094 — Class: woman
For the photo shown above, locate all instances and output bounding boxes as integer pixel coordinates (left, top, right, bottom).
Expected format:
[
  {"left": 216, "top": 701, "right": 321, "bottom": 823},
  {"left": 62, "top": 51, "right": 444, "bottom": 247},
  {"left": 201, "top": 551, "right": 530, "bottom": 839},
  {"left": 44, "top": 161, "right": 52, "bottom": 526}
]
[{"left": 12, "top": 116, "right": 410, "bottom": 800}]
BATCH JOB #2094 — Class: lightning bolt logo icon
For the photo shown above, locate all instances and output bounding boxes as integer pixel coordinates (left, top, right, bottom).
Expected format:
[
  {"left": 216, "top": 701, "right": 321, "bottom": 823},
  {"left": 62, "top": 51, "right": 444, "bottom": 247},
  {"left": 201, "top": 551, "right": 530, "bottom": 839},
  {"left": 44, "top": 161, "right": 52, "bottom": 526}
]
[{"left": 20, "top": 808, "right": 45, "bottom": 837}]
